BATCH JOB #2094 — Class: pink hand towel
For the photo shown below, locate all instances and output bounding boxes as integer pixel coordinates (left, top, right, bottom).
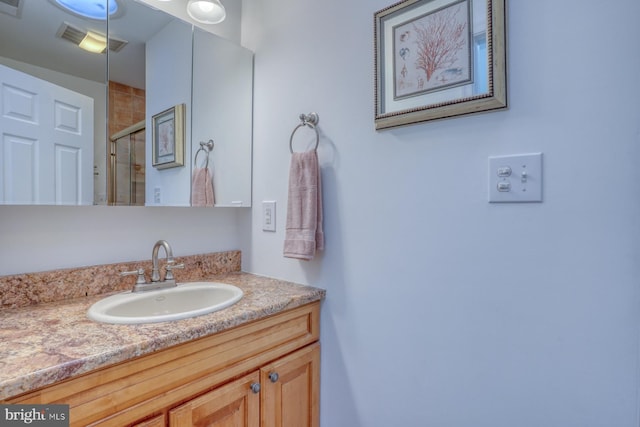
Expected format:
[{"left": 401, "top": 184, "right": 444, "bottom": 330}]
[
  {"left": 191, "top": 167, "right": 214, "bottom": 207},
  {"left": 284, "top": 150, "right": 324, "bottom": 260}
]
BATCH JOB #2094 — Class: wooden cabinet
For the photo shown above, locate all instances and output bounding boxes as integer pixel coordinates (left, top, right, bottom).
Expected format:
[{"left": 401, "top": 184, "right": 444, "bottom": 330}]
[
  {"left": 261, "top": 343, "right": 320, "bottom": 427},
  {"left": 169, "top": 343, "right": 319, "bottom": 427},
  {"left": 133, "top": 415, "right": 165, "bottom": 427},
  {"left": 169, "top": 372, "right": 260, "bottom": 426},
  {"left": 7, "top": 302, "right": 320, "bottom": 427}
]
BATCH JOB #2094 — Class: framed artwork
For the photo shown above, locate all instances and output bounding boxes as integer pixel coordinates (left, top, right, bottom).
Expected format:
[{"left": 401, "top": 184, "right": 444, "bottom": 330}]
[
  {"left": 152, "top": 104, "right": 185, "bottom": 169},
  {"left": 374, "top": 0, "right": 507, "bottom": 129}
]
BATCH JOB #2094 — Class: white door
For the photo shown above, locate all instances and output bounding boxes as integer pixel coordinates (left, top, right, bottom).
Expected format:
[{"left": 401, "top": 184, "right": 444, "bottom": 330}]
[{"left": 0, "top": 64, "right": 93, "bottom": 205}]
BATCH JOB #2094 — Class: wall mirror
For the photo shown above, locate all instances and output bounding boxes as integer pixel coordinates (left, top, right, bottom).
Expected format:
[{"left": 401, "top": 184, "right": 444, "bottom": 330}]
[{"left": 0, "top": 0, "right": 253, "bottom": 207}]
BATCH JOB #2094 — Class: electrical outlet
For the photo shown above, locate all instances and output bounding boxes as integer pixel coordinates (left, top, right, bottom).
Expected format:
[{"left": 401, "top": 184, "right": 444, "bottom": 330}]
[{"left": 262, "top": 201, "right": 276, "bottom": 231}]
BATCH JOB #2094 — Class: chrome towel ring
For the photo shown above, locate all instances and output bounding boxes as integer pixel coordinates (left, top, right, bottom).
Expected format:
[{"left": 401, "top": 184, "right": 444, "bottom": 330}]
[
  {"left": 194, "top": 139, "right": 214, "bottom": 168},
  {"left": 289, "top": 112, "right": 319, "bottom": 153}
]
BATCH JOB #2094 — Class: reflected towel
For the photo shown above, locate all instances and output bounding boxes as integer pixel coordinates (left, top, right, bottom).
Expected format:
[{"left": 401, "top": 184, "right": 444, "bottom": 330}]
[
  {"left": 284, "top": 150, "right": 324, "bottom": 260},
  {"left": 191, "top": 167, "right": 214, "bottom": 207}
]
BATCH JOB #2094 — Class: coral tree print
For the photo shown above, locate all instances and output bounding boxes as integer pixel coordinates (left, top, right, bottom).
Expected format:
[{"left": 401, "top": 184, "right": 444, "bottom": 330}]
[{"left": 394, "top": 0, "right": 471, "bottom": 99}]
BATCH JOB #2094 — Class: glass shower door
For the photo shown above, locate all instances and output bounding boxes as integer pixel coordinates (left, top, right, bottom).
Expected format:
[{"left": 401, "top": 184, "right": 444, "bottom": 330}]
[{"left": 109, "top": 122, "right": 145, "bottom": 206}]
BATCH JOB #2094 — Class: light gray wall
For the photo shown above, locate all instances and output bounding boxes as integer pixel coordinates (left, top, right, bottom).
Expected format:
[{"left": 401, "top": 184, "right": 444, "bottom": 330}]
[
  {"left": 242, "top": 0, "right": 640, "bottom": 426},
  {"left": 0, "top": 206, "right": 245, "bottom": 275},
  {"left": 145, "top": 19, "right": 193, "bottom": 207},
  {"left": 1, "top": 0, "right": 639, "bottom": 425}
]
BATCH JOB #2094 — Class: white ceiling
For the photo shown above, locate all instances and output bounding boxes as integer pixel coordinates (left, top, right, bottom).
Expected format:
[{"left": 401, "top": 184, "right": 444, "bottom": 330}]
[{"left": 0, "top": 0, "right": 176, "bottom": 88}]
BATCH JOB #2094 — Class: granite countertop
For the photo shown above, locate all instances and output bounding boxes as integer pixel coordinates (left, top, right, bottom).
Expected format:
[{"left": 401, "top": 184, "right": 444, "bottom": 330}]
[{"left": 0, "top": 272, "right": 325, "bottom": 400}]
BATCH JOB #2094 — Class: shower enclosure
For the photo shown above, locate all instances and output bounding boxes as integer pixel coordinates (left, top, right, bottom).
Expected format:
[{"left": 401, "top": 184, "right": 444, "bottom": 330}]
[{"left": 109, "top": 121, "right": 145, "bottom": 206}]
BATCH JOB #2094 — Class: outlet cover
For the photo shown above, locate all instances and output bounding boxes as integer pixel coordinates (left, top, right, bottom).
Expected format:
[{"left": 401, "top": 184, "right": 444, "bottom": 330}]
[
  {"left": 262, "top": 201, "right": 276, "bottom": 231},
  {"left": 489, "top": 153, "right": 543, "bottom": 203}
]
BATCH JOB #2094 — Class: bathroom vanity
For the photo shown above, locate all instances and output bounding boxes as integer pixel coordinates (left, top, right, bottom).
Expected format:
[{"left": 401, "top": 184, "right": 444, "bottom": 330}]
[{"left": 0, "top": 253, "right": 324, "bottom": 426}]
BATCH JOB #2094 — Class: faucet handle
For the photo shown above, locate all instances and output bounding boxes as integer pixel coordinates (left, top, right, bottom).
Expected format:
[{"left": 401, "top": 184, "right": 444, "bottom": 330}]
[
  {"left": 164, "top": 263, "right": 184, "bottom": 281},
  {"left": 120, "top": 268, "right": 147, "bottom": 284}
]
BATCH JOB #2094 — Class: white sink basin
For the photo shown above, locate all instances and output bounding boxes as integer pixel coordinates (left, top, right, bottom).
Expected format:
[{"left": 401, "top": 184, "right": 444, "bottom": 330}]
[{"left": 87, "top": 282, "right": 243, "bottom": 324}]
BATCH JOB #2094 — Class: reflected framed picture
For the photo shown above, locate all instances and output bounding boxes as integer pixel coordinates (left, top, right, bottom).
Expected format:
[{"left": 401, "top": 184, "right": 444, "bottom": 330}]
[
  {"left": 374, "top": 0, "right": 507, "bottom": 129},
  {"left": 152, "top": 104, "right": 185, "bottom": 169}
]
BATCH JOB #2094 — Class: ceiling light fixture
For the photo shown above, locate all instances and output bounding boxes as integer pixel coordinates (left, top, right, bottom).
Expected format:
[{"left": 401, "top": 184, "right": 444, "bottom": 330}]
[
  {"left": 78, "top": 31, "right": 107, "bottom": 53},
  {"left": 54, "top": 0, "right": 118, "bottom": 20},
  {"left": 187, "top": 0, "right": 226, "bottom": 24}
]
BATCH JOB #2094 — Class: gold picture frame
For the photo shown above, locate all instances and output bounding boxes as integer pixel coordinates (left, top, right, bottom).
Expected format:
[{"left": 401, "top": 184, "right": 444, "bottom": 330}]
[
  {"left": 374, "top": 0, "right": 507, "bottom": 129},
  {"left": 152, "top": 104, "right": 185, "bottom": 169}
]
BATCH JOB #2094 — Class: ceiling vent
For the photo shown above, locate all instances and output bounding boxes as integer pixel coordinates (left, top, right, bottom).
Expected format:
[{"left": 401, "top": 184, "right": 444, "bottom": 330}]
[
  {"left": 56, "top": 22, "right": 128, "bottom": 53},
  {"left": 108, "top": 37, "right": 128, "bottom": 53},
  {"left": 0, "top": 0, "right": 22, "bottom": 17}
]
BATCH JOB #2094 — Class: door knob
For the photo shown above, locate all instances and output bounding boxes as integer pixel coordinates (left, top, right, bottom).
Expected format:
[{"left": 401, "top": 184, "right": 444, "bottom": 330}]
[
  {"left": 250, "top": 382, "right": 261, "bottom": 394},
  {"left": 269, "top": 372, "right": 279, "bottom": 383}
]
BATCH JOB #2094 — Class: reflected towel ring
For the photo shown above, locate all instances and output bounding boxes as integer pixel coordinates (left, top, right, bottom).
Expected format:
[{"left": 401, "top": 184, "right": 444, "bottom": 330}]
[
  {"left": 194, "top": 139, "right": 214, "bottom": 168},
  {"left": 194, "top": 148, "right": 209, "bottom": 168},
  {"left": 289, "top": 113, "right": 320, "bottom": 153}
]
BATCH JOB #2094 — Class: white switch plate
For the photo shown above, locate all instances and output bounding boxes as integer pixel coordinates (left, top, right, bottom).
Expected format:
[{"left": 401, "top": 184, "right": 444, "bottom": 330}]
[
  {"left": 262, "top": 201, "right": 276, "bottom": 231},
  {"left": 488, "top": 153, "right": 542, "bottom": 203}
]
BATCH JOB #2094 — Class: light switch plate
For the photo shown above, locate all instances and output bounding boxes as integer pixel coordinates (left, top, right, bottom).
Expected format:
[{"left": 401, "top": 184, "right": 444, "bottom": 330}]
[
  {"left": 489, "top": 153, "right": 543, "bottom": 203},
  {"left": 262, "top": 201, "right": 276, "bottom": 231}
]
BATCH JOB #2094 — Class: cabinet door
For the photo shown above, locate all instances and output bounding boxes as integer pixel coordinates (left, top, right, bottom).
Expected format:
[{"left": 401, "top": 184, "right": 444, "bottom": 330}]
[
  {"left": 169, "top": 372, "right": 260, "bottom": 427},
  {"left": 261, "top": 343, "right": 320, "bottom": 427}
]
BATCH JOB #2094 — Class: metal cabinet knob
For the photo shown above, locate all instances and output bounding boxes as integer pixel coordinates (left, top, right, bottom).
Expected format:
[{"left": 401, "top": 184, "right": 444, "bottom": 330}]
[
  {"left": 269, "top": 372, "right": 279, "bottom": 383},
  {"left": 250, "top": 382, "right": 261, "bottom": 394}
]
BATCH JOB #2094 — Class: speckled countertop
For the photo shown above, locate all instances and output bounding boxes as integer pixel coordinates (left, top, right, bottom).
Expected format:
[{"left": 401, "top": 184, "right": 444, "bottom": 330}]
[{"left": 0, "top": 272, "right": 325, "bottom": 400}]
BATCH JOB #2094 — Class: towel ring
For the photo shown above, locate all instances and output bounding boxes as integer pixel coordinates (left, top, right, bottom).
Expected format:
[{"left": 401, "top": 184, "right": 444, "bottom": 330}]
[
  {"left": 194, "top": 139, "right": 214, "bottom": 168},
  {"left": 289, "top": 113, "right": 319, "bottom": 153}
]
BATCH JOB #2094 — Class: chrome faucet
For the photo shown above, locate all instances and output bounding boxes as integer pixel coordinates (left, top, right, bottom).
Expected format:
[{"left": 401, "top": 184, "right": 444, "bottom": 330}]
[
  {"left": 121, "top": 240, "right": 184, "bottom": 292},
  {"left": 151, "top": 239, "right": 174, "bottom": 282}
]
